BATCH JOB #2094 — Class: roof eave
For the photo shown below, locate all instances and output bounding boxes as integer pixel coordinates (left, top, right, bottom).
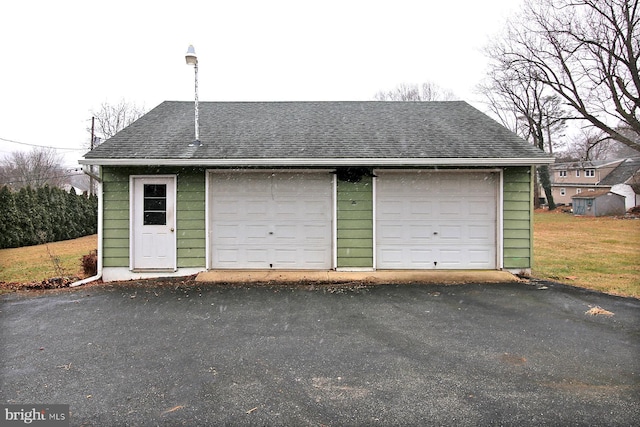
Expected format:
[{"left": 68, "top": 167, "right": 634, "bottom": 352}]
[{"left": 79, "top": 157, "right": 555, "bottom": 167}]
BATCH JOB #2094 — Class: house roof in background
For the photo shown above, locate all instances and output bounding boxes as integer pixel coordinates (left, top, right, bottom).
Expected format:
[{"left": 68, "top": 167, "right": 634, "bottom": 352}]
[
  {"left": 82, "top": 101, "right": 553, "bottom": 166},
  {"left": 551, "top": 159, "right": 623, "bottom": 170},
  {"left": 598, "top": 158, "right": 640, "bottom": 186}
]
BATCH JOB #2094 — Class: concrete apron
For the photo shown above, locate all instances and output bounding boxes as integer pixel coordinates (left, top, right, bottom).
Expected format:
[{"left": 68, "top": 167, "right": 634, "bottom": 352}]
[{"left": 196, "top": 270, "right": 519, "bottom": 285}]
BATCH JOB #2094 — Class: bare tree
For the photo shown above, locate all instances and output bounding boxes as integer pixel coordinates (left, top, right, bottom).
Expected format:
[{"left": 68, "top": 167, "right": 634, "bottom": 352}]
[
  {"left": 478, "top": 68, "right": 567, "bottom": 152},
  {"left": 496, "top": 0, "right": 640, "bottom": 151},
  {"left": 478, "top": 47, "right": 567, "bottom": 209},
  {"left": 0, "top": 148, "right": 67, "bottom": 190},
  {"left": 85, "top": 99, "right": 145, "bottom": 195},
  {"left": 374, "top": 82, "right": 458, "bottom": 101},
  {"left": 90, "top": 99, "right": 146, "bottom": 143},
  {"left": 563, "top": 128, "right": 616, "bottom": 160},
  {"left": 609, "top": 127, "right": 640, "bottom": 158}
]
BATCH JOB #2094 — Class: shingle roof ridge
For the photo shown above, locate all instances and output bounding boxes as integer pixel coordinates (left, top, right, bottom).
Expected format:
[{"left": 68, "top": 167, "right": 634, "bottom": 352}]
[
  {"left": 160, "top": 100, "right": 471, "bottom": 107},
  {"left": 161, "top": 99, "right": 469, "bottom": 102}
]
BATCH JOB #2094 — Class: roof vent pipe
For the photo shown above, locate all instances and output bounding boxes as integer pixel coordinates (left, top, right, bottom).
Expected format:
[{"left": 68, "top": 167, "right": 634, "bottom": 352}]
[{"left": 185, "top": 45, "right": 201, "bottom": 147}]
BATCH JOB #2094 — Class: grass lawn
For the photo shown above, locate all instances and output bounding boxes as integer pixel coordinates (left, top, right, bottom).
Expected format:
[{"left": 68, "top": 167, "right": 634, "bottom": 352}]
[
  {"left": 0, "top": 235, "right": 98, "bottom": 285},
  {"left": 0, "top": 213, "right": 639, "bottom": 298},
  {"left": 533, "top": 211, "right": 640, "bottom": 298}
]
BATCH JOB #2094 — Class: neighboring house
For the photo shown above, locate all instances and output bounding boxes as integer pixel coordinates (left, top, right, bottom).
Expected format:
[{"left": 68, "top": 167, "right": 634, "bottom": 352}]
[
  {"left": 63, "top": 174, "right": 92, "bottom": 196},
  {"left": 549, "top": 158, "right": 640, "bottom": 210},
  {"left": 549, "top": 159, "right": 623, "bottom": 205},
  {"left": 597, "top": 158, "right": 640, "bottom": 211},
  {"left": 80, "top": 101, "right": 553, "bottom": 282},
  {"left": 572, "top": 190, "right": 626, "bottom": 217}
]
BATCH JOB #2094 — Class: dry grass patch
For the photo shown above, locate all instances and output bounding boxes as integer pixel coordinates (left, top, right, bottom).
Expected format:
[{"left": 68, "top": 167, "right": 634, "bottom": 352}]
[
  {"left": 0, "top": 235, "right": 98, "bottom": 284},
  {"left": 533, "top": 212, "right": 640, "bottom": 298}
]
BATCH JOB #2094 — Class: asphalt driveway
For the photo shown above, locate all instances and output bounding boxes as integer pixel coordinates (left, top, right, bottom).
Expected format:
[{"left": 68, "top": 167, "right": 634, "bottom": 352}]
[{"left": 1, "top": 279, "right": 639, "bottom": 426}]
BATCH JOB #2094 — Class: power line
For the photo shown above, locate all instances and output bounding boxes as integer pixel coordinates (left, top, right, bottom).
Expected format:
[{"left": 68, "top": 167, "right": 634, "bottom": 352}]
[{"left": 0, "top": 136, "right": 86, "bottom": 151}]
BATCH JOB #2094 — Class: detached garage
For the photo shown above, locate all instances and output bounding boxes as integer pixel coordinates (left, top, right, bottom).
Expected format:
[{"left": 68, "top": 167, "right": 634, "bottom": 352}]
[{"left": 80, "top": 101, "right": 553, "bottom": 282}]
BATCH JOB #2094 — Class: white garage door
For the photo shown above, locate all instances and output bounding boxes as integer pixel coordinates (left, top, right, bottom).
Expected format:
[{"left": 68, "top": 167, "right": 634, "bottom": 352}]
[
  {"left": 210, "top": 172, "right": 333, "bottom": 269},
  {"left": 376, "top": 171, "right": 498, "bottom": 269}
]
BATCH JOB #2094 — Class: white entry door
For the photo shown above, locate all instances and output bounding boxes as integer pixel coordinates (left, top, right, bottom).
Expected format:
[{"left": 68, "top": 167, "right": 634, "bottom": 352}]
[
  {"left": 210, "top": 172, "right": 333, "bottom": 269},
  {"left": 131, "top": 176, "right": 177, "bottom": 271},
  {"left": 376, "top": 171, "right": 498, "bottom": 269}
]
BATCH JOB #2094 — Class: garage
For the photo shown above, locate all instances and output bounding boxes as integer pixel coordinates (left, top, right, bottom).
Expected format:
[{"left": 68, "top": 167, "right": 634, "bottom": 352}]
[
  {"left": 376, "top": 171, "right": 499, "bottom": 269},
  {"left": 209, "top": 172, "right": 334, "bottom": 269}
]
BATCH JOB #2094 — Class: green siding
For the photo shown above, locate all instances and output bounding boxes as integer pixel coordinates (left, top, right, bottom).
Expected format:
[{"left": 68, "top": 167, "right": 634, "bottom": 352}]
[
  {"left": 503, "top": 167, "right": 534, "bottom": 270},
  {"left": 100, "top": 166, "right": 535, "bottom": 272},
  {"left": 102, "top": 170, "right": 130, "bottom": 267},
  {"left": 175, "top": 168, "right": 206, "bottom": 268},
  {"left": 337, "top": 177, "right": 373, "bottom": 268},
  {"left": 101, "top": 166, "right": 206, "bottom": 269}
]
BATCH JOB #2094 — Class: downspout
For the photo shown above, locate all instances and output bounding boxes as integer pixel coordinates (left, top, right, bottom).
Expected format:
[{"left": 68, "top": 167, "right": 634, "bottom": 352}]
[{"left": 71, "top": 166, "right": 103, "bottom": 287}]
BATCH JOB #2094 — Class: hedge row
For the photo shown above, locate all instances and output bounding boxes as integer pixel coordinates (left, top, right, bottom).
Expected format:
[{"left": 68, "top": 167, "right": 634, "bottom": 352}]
[{"left": 0, "top": 185, "right": 98, "bottom": 249}]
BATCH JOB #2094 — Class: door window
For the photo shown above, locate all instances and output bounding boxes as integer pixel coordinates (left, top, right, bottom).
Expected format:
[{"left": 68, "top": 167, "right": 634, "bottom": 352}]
[{"left": 143, "top": 184, "right": 167, "bottom": 225}]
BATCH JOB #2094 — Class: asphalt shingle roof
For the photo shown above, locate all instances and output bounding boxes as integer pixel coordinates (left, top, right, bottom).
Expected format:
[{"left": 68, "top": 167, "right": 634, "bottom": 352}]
[
  {"left": 598, "top": 158, "right": 640, "bottom": 186},
  {"left": 83, "top": 101, "right": 551, "bottom": 163}
]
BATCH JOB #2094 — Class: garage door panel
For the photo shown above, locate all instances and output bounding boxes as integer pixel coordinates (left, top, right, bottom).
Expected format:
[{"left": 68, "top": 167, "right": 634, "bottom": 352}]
[
  {"left": 246, "top": 202, "right": 269, "bottom": 217},
  {"left": 468, "top": 224, "right": 492, "bottom": 240},
  {"left": 467, "top": 200, "right": 494, "bottom": 217},
  {"left": 210, "top": 173, "right": 332, "bottom": 269},
  {"left": 216, "top": 248, "right": 239, "bottom": 263},
  {"left": 246, "top": 248, "right": 269, "bottom": 263},
  {"left": 378, "top": 199, "right": 405, "bottom": 216},
  {"left": 378, "top": 222, "right": 434, "bottom": 242},
  {"left": 410, "top": 200, "right": 433, "bottom": 215},
  {"left": 439, "top": 177, "right": 463, "bottom": 194},
  {"left": 214, "top": 199, "right": 240, "bottom": 216},
  {"left": 273, "top": 200, "right": 299, "bottom": 217},
  {"left": 304, "top": 201, "right": 332, "bottom": 219},
  {"left": 302, "top": 224, "right": 331, "bottom": 242},
  {"left": 377, "top": 172, "right": 497, "bottom": 269},
  {"left": 467, "top": 174, "right": 497, "bottom": 193},
  {"left": 302, "top": 249, "right": 330, "bottom": 267},
  {"left": 273, "top": 248, "right": 297, "bottom": 263},
  {"left": 410, "top": 249, "right": 433, "bottom": 265},
  {"left": 377, "top": 221, "right": 401, "bottom": 237},
  {"left": 439, "top": 200, "right": 462, "bottom": 215},
  {"left": 272, "top": 224, "right": 295, "bottom": 240},
  {"left": 377, "top": 248, "right": 404, "bottom": 266},
  {"left": 410, "top": 223, "right": 433, "bottom": 240},
  {"left": 213, "top": 223, "right": 241, "bottom": 241},
  {"left": 438, "top": 248, "right": 463, "bottom": 265},
  {"left": 468, "top": 249, "right": 493, "bottom": 265},
  {"left": 439, "top": 225, "right": 462, "bottom": 240},
  {"left": 242, "top": 224, "right": 268, "bottom": 242}
]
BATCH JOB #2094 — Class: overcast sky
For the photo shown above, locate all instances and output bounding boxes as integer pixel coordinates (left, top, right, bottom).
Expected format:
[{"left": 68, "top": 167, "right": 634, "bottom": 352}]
[{"left": 0, "top": 0, "right": 523, "bottom": 168}]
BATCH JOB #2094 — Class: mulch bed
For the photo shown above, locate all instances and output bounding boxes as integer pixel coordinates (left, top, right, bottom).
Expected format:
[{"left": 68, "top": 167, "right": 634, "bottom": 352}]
[
  {"left": 0, "top": 274, "right": 375, "bottom": 294},
  {"left": 0, "top": 276, "right": 81, "bottom": 292}
]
